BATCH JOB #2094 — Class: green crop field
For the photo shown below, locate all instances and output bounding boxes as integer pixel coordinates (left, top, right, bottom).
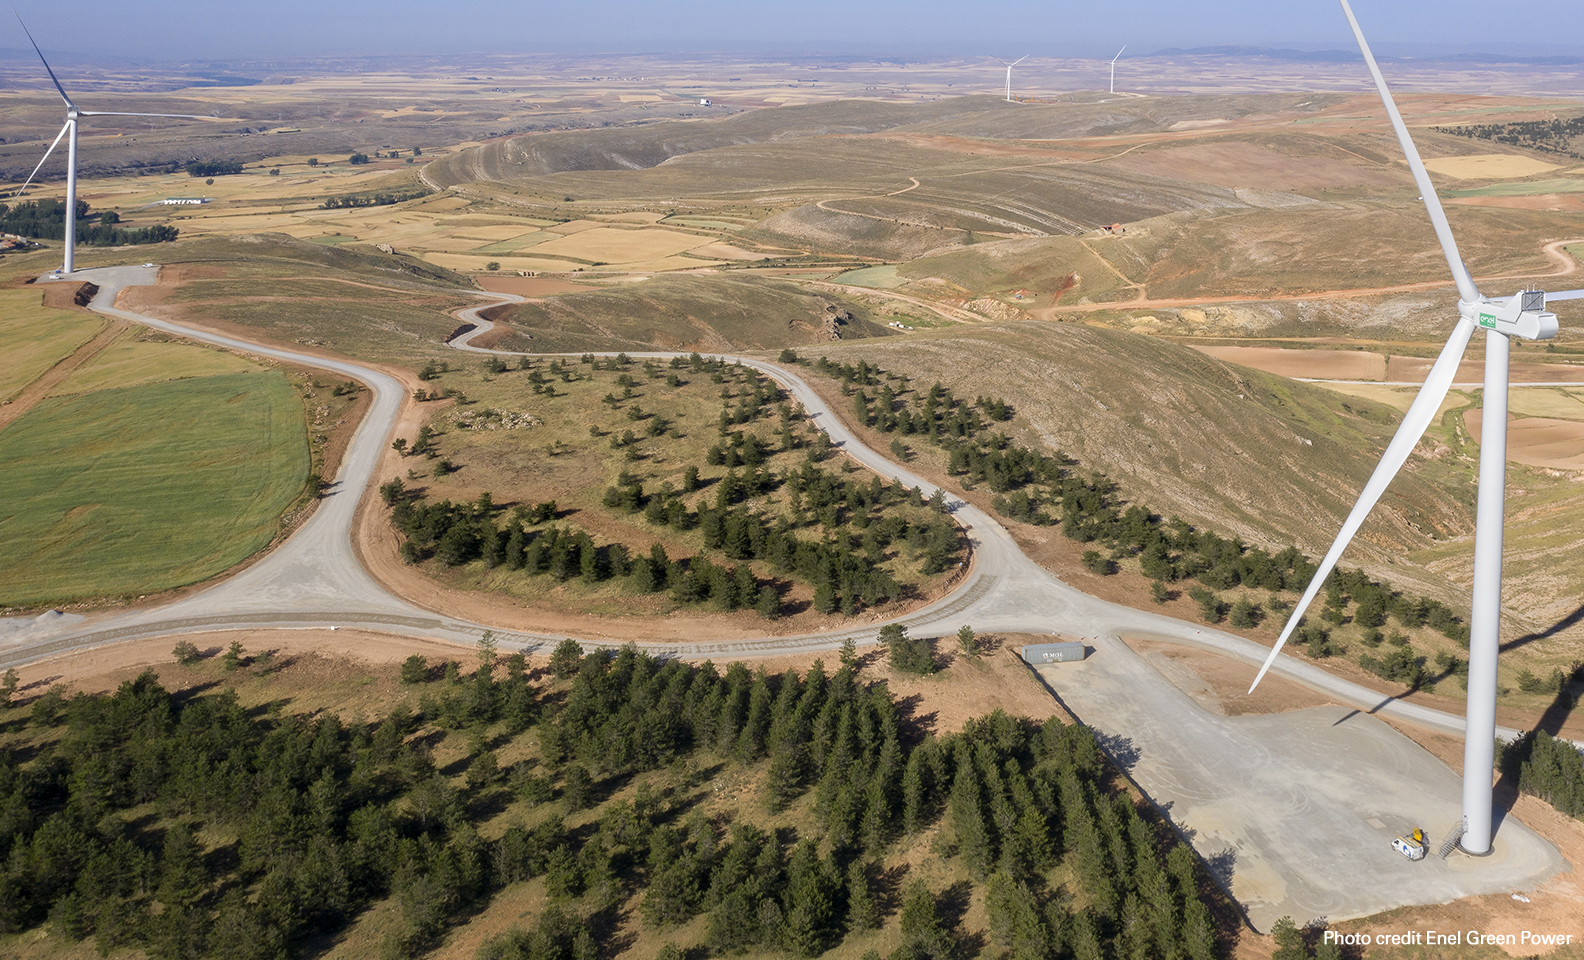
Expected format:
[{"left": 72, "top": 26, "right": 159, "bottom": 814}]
[
  {"left": 832, "top": 265, "right": 904, "bottom": 289},
  {"left": 46, "top": 327, "right": 263, "bottom": 397},
  {"left": 0, "top": 371, "right": 308, "bottom": 607},
  {"left": 0, "top": 289, "right": 108, "bottom": 401}
]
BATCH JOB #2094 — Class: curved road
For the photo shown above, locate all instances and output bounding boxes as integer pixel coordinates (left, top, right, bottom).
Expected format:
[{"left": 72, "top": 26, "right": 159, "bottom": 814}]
[{"left": 0, "top": 266, "right": 1530, "bottom": 751}]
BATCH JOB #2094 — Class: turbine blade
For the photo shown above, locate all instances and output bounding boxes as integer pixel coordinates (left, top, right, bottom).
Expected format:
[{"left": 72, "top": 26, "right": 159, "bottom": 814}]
[
  {"left": 77, "top": 110, "right": 216, "bottom": 120},
  {"left": 1545, "top": 289, "right": 1584, "bottom": 302},
  {"left": 1113, "top": 45, "right": 1127, "bottom": 63},
  {"left": 1340, "top": 0, "right": 1480, "bottom": 305},
  {"left": 1012, "top": 55, "right": 1029, "bottom": 65},
  {"left": 1249, "top": 315, "right": 1477, "bottom": 693},
  {"left": 14, "top": 13, "right": 74, "bottom": 109},
  {"left": 15, "top": 120, "right": 70, "bottom": 197}
]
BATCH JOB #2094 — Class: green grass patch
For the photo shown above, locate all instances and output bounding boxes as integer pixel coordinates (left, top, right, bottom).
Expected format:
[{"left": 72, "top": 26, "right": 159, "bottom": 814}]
[
  {"left": 46, "top": 327, "right": 262, "bottom": 398},
  {"left": 833, "top": 265, "right": 904, "bottom": 289},
  {"left": 0, "top": 289, "right": 107, "bottom": 401},
  {"left": 0, "top": 371, "right": 309, "bottom": 606}
]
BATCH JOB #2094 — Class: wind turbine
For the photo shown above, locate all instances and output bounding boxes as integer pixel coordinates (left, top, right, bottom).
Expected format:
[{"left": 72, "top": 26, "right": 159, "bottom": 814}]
[
  {"left": 12, "top": 16, "right": 215, "bottom": 275},
  {"left": 1109, "top": 45, "right": 1126, "bottom": 95},
  {"left": 1248, "top": 0, "right": 1584, "bottom": 858},
  {"left": 992, "top": 55, "right": 1029, "bottom": 102}
]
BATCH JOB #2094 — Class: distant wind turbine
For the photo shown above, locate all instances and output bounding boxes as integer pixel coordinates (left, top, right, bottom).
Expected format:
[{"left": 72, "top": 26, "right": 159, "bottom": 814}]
[
  {"left": 13, "top": 14, "right": 215, "bottom": 275},
  {"left": 1248, "top": 0, "right": 1584, "bottom": 858},
  {"left": 991, "top": 55, "right": 1029, "bottom": 102},
  {"left": 1109, "top": 45, "right": 1127, "bottom": 94}
]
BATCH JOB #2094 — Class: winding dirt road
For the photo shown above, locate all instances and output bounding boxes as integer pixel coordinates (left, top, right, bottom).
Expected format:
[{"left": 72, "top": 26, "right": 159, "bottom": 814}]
[
  {"left": 0, "top": 264, "right": 1519, "bottom": 747},
  {"left": 0, "top": 265, "right": 1570, "bottom": 928}
]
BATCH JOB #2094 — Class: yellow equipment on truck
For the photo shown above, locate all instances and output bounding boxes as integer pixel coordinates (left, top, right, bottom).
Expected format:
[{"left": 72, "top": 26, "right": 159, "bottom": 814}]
[{"left": 1392, "top": 828, "right": 1427, "bottom": 861}]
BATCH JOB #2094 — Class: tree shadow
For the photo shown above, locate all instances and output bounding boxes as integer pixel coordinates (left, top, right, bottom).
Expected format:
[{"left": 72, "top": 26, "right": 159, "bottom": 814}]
[
  {"left": 18, "top": 674, "right": 64, "bottom": 695},
  {"left": 893, "top": 693, "right": 938, "bottom": 745},
  {"left": 874, "top": 862, "right": 912, "bottom": 919},
  {"left": 1502, "top": 601, "right": 1584, "bottom": 655},
  {"left": 1091, "top": 730, "right": 1141, "bottom": 775},
  {"left": 1492, "top": 673, "right": 1582, "bottom": 836}
]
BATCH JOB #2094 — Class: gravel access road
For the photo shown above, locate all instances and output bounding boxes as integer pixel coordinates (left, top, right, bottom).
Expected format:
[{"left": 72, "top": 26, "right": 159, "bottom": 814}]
[{"left": 0, "top": 267, "right": 1568, "bottom": 929}]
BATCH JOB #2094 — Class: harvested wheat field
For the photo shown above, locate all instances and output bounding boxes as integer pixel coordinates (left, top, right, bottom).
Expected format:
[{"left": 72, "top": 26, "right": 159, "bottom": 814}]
[
  {"left": 1423, "top": 154, "right": 1563, "bottom": 179},
  {"left": 1191, "top": 344, "right": 1387, "bottom": 380},
  {"left": 1465, "top": 409, "right": 1584, "bottom": 470}
]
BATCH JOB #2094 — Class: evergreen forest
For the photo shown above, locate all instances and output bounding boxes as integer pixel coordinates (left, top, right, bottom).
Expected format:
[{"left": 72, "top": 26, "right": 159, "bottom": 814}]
[{"left": 0, "top": 641, "right": 1233, "bottom": 960}]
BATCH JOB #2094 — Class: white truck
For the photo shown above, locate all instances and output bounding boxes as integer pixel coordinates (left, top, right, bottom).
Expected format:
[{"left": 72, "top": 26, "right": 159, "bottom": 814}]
[{"left": 1392, "top": 828, "right": 1427, "bottom": 861}]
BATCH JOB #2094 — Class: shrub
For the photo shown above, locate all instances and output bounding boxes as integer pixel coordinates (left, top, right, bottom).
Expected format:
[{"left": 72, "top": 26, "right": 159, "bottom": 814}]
[
  {"left": 172, "top": 640, "right": 202, "bottom": 666},
  {"left": 1228, "top": 598, "right": 1261, "bottom": 628},
  {"left": 400, "top": 654, "right": 429, "bottom": 684},
  {"left": 887, "top": 627, "right": 936, "bottom": 675},
  {"left": 549, "top": 639, "right": 583, "bottom": 679}
]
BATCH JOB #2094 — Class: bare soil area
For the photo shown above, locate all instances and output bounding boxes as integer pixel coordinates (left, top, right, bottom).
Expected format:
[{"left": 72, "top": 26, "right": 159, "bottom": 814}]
[
  {"left": 1452, "top": 194, "right": 1584, "bottom": 213},
  {"left": 1387, "top": 355, "right": 1584, "bottom": 385},
  {"left": 1467, "top": 409, "right": 1584, "bottom": 470},
  {"left": 474, "top": 275, "right": 597, "bottom": 297},
  {"left": 1191, "top": 344, "right": 1386, "bottom": 380}
]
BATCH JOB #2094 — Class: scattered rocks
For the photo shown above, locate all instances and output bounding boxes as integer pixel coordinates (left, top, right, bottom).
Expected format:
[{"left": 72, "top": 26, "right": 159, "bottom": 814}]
[{"left": 447, "top": 408, "right": 539, "bottom": 430}]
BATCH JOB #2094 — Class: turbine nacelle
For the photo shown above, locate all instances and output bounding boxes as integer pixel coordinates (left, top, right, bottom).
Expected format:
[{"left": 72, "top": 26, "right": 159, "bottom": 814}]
[{"left": 1463, "top": 291, "right": 1559, "bottom": 341}]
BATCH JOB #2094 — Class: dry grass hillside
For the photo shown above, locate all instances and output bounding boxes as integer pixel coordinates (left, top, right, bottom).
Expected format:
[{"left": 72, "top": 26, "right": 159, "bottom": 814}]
[
  {"left": 477, "top": 274, "right": 896, "bottom": 353},
  {"left": 1103, "top": 204, "right": 1580, "bottom": 302},
  {"left": 745, "top": 206, "right": 971, "bottom": 261},
  {"left": 804, "top": 322, "right": 1475, "bottom": 599},
  {"left": 424, "top": 98, "right": 980, "bottom": 185},
  {"left": 428, "top": 93, "right": 1343, "bottom": 187}
]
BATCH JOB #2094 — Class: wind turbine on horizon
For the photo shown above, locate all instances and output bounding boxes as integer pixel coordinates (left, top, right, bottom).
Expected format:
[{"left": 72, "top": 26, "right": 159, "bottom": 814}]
[
  {"left": 1248, "top": 0, "right": 1584, "bottom": 858},
  {"left": 11, "top": 15, "right": 216, "bottom": 275},
  {"left": 991, "top": 55, "right": 1029, "bottom": 102},
  {"left": 1109, "top": 45, "right": 1126, "bottom": 94}
]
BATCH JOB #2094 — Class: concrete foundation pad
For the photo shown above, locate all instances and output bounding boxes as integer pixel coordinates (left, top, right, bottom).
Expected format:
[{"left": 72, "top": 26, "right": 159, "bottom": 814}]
[{"left": 1036, "top": 636, "right": 1569, "bottom": 933}]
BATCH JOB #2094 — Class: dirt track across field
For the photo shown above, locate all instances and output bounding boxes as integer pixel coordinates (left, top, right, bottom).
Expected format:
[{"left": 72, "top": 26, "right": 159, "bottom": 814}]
[{"left": 0, "top": 318, "right": 125, "bottom": 434}]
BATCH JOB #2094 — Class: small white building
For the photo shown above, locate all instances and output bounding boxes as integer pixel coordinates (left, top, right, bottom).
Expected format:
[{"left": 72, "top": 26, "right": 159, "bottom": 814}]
[
  {"left": 158, "top": 197, "right": 210, "bottom": 206},
  {"left": 698, "top": 98, "right": 711, "bottom": 107}
]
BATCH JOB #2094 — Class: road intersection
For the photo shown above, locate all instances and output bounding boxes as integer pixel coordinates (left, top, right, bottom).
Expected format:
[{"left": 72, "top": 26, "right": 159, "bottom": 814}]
[{"left": 0, "top": 264, "right": 1569, "bottom": 928}]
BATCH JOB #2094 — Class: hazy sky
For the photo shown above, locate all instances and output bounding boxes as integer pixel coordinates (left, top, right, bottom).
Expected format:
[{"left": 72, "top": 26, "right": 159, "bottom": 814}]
[{"left": 9, "top": 0, "right": 1584, "bottom": 60}]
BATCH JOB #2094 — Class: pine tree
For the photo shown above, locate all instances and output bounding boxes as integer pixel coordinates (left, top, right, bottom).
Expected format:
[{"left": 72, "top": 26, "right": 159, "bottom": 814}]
[
  {"left": 899, "top": 880, "right": 954, "bottom": 960},
  {"left": 1271, "top": 917, "right": 1307, "bottom": 960},
  {"left": 847, "top": 860, "right": 879, "bottom": 932}
]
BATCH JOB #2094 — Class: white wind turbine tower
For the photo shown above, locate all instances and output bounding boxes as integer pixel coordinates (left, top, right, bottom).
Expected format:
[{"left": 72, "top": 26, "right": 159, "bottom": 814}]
[
  {"left": 13, "top": 16, "right": 215, "bottom": 275},
  {"left": 1109, "top": 45, "right": 1126, "bottom": 94},
  {"left": 1249, "top": 0, "right": 1584, "bottom": 857},
  {"left": 992, "top": 55, "right": 1029, "bottom": 102}
]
